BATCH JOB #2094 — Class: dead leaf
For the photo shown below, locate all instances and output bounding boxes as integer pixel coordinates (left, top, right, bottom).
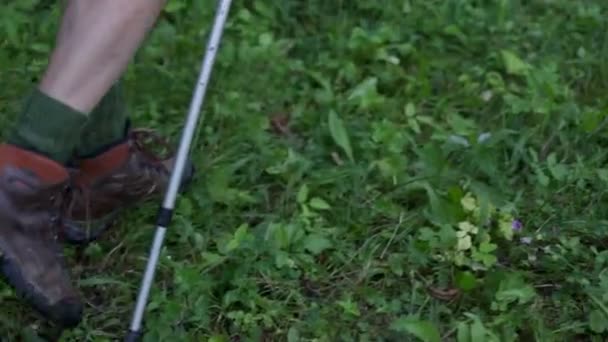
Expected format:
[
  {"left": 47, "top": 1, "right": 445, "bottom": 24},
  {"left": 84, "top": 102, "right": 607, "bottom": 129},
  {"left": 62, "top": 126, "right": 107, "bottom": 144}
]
[
  {"left": 427, "top": 286, "right": 460, "bottom": 301},
  {"left": 269, "top": 112, "right": 291, "bottom": 136}
]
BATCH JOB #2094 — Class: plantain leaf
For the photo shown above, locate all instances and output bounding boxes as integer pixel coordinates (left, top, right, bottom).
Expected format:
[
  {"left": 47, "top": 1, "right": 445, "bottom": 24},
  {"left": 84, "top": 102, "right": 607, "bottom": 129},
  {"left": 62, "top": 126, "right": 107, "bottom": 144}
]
[
  {"left": 328, "top": 110, "right": 354, "bottom": 162},
  {"left": 390, "top": 317, "right": 441, "bottom": 342}
]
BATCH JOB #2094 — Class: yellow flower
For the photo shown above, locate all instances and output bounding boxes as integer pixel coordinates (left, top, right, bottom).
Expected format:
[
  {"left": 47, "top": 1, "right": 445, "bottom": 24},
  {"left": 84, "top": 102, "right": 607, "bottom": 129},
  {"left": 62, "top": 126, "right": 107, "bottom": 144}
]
[
  {"left": 461, "top": 193, "right": 477, "bottom": 212},
  {"left": 458, "top": 221, "right": 478, "bottom": 235},
  {"left": 457, "top": 235, "right": 472, "bottom": 251}
]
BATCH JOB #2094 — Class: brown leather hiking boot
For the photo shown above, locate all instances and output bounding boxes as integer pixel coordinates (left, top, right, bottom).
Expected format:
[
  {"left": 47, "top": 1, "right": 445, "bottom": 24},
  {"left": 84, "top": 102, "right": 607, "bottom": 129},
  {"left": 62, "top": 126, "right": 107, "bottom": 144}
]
[
  {"left": 62, "top": 127, "right": 194, "bottom": 244},
  {"left": 0, "top": 143, "right": 83, "bottom": 327}
]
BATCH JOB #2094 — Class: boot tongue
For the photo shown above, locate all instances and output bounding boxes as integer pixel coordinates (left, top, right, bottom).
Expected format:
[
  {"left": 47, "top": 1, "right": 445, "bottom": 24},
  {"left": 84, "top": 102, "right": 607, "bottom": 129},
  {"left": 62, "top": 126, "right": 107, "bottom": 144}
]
[{"left": 0, "top": 144, "right": 69, "bottom": 184}]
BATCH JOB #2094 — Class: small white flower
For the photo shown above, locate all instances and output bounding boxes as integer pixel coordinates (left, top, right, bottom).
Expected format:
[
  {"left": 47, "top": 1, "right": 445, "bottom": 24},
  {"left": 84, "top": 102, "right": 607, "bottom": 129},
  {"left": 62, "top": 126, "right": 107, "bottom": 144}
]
[
  {"left": 520, "top": 236, "right": 533, "bottom": 244},
  {"left": 481, "top": 90, "right": 493, "bottom": 102},
  {"left": 477, "top": 132, "right": 491, "bottom": 143},
  {"left": 448, "top": 135, "right": 470, "bottom": 147}
]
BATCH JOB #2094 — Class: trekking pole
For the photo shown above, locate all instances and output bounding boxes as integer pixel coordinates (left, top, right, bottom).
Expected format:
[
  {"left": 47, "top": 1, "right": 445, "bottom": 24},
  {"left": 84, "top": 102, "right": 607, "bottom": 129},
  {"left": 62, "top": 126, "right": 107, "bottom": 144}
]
[{"left": 124, "top": 0, "right": 232, "bottom": 340}]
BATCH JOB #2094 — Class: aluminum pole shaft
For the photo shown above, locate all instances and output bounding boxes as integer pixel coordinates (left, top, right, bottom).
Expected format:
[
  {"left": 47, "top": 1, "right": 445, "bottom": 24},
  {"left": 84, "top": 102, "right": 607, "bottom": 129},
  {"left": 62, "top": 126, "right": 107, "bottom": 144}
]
[{"left": 125, "top": 1, "right": 233, "bottom": 340}]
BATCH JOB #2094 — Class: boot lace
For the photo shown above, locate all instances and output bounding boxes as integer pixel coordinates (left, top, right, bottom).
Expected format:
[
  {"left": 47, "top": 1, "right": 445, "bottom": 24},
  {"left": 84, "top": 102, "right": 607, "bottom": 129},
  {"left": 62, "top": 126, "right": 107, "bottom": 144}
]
[{"left": 129, "top": 128, "right": 175, "bottom": 165}]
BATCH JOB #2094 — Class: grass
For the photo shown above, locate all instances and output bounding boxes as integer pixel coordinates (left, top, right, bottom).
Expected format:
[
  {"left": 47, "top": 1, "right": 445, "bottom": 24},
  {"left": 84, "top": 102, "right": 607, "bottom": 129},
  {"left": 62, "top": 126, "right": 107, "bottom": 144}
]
[{"left": 3, "top": 0, "right": 608, "bottom": 341}]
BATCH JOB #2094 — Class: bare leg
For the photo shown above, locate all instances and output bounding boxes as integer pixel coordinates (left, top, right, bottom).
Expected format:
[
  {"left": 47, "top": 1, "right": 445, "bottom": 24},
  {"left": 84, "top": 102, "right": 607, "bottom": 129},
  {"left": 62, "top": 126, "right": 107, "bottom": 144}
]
[
  {"left": 39, "top": 0, "right": 167, "bottom": 113},
  {"left": 0, "top": 1, "right": 172, "bottom": 327}
]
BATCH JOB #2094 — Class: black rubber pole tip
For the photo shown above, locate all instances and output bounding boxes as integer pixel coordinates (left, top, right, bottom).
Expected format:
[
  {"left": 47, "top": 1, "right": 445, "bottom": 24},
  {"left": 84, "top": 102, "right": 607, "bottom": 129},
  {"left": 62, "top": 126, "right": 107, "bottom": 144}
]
[{"left": 124, "top": 330, "right": 142, "bottom": 342}]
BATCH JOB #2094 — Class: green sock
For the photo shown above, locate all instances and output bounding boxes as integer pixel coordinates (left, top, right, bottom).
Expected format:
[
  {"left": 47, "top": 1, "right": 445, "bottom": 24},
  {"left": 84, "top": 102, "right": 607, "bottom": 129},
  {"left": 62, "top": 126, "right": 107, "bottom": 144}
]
[
  {"left": 76, "top": 81, "right": 129, "bottom": 158},
  {"left": 7, "top": 88, "right": 88, "bottom": 164}
]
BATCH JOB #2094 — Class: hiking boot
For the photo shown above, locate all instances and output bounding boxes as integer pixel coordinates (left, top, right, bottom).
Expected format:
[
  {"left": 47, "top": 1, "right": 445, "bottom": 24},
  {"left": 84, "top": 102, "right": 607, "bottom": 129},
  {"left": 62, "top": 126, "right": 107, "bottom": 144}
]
[
  {"left": 0, "top": 143, "right": 83, "bottom": 327},
  {"left": 62, "top": 126, "right": 195, "bottom": 244}
]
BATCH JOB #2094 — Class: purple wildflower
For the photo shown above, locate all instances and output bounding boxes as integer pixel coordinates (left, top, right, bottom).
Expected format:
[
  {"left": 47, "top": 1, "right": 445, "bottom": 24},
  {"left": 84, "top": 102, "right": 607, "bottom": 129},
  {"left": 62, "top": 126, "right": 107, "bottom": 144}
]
[{"left": 512, "top": 219, "right": 523, "bottom": 231}]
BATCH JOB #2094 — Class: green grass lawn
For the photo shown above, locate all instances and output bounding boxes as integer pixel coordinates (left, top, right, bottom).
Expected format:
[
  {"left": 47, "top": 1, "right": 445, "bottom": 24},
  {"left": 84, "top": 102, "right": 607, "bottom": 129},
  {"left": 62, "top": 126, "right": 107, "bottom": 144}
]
[{"left": 3, "top": 0, "right": 608, "bottom": 341}]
